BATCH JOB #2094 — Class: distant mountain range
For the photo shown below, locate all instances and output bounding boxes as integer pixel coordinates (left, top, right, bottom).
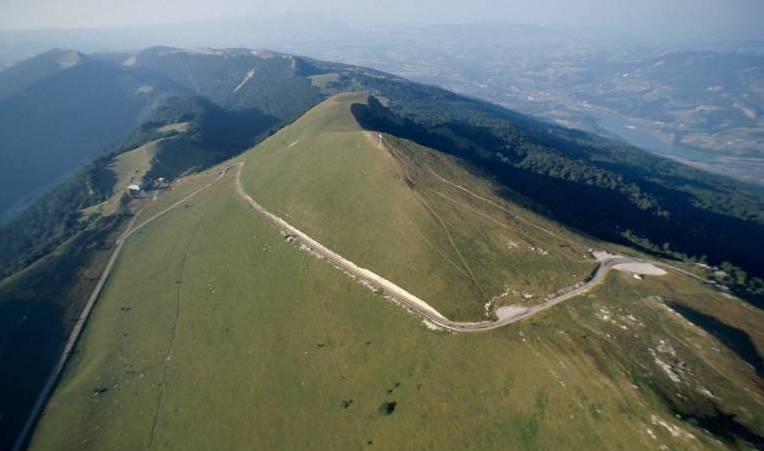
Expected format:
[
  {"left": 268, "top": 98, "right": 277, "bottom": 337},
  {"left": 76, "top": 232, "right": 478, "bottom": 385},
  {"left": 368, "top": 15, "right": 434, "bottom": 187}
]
[{"left": 2, "top": 21, "right": 763, "bottom": 182}]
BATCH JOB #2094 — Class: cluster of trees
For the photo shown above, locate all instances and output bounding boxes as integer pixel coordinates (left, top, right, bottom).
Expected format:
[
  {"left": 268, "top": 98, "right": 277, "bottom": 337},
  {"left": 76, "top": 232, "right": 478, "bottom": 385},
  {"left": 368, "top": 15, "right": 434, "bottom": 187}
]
[
  {"left": 0, "top": 161, "right": 114, "bottom": 278},
  {"left": 622, "top": 229, "right": 764, "bottom": 307}
]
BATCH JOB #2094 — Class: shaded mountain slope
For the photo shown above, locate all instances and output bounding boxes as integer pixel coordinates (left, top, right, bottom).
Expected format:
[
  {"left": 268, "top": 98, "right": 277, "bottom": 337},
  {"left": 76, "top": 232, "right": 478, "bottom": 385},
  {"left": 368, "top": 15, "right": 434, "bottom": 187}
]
[
  {"left": 0, "top": 93, "right": 276, "bottom": 279},
  {"left": 0, "top": 49, "right": 86, "bottom": 100},
  {"left": 0, "top": 56, "right": 175, "bottom": 222},
  {"left": 131, "top": 47, "right": 324, "bottom": 120}
]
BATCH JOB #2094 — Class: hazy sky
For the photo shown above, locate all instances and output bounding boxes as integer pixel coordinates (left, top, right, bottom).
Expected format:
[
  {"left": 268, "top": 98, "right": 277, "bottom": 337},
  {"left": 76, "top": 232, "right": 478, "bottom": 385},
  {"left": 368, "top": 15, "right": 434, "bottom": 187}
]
[{"left": 1, "top": 0, "right": 763, "bottom": 40}]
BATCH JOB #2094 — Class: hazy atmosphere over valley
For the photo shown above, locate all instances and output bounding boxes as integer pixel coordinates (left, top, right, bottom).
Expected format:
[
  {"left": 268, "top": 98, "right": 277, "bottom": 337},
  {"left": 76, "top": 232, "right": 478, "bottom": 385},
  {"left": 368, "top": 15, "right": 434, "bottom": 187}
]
[{"left": 1, "top": 1, "right": 763, "bottom": 450}]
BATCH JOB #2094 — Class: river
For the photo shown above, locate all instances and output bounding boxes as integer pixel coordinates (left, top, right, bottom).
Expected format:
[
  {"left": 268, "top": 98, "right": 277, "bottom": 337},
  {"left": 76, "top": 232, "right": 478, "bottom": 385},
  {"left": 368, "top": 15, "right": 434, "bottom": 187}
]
[{"left": 588, "top": 109, "right": 717, "bottom": 165}]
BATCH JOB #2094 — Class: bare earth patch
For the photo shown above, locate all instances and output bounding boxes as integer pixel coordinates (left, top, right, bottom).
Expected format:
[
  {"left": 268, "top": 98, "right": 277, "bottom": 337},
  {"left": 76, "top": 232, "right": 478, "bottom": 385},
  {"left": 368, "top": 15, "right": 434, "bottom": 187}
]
[
  {"left": 158, "top": 122, "right": 190, "bottom": 133},
  {"left": 496, "top": 305, "right": 531, "bottom": 320},
  {"left": 135, "top": 85, "right": 154, "bottom": 95},
  {"left": 613, "top": 262, "right": 667, "bottom": 276}
]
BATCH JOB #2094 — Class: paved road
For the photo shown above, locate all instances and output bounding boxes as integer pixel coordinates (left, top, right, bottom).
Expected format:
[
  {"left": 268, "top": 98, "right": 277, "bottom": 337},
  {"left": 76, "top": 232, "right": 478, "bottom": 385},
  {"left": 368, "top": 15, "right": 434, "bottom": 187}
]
[
  {"left": 235, "top": 162, "right": 647, "bottom": 333},
  {"left": 12, "top": 168, "right": 231, "bottom": 451}
]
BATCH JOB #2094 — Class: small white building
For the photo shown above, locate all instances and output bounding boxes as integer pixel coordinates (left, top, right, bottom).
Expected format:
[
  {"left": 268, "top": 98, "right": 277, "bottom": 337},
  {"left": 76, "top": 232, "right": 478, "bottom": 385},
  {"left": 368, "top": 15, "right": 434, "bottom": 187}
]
[{"left": 127, "top": 181, "right": 143, "bottom": 192}]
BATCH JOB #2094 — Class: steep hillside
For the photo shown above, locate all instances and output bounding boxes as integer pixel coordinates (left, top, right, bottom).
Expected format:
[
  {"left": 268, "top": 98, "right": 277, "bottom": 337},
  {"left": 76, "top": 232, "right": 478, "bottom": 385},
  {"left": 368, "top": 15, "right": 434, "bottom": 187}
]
[
  {"left": 0, "top": 211, "right": 128, "bottom": 451},
  {"left": 0, "top": 92, "right": 275, "bottom": 279},
  {"left": 131, "top": 47, "right": 324, "bottom": 120},
  {"left": 0, "top": 48, "right": 281, "bottom": 225},
  {"left": 336, "top": 83, "right": 764, "bottom": 303},
  {"left": 241, "top": 93, "right": 595, "bottom": 320},
  {"left": 25, "top": 95, "right": 764, "bottom": 450}
]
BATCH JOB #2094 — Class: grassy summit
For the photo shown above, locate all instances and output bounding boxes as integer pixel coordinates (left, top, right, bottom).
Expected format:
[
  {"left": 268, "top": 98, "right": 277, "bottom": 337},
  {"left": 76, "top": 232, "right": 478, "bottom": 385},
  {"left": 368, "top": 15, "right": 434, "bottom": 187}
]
[
  {"left": 27, "top": 94, "right": 764, "bottom": 450},
  {"left": 241, "top": 93, "right": 595, "bottom": 320}
]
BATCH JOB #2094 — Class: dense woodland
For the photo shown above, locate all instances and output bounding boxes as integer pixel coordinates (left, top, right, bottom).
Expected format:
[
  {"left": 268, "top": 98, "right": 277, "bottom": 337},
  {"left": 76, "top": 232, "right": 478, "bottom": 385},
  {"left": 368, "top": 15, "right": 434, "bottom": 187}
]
[{"left": 0, "top": 163, "right": 112, "bottom": 279}]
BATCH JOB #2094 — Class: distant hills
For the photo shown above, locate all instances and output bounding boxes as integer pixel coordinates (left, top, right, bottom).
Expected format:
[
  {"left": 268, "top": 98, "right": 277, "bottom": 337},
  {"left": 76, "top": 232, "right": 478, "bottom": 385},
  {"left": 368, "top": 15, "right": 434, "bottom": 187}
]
[
  {"left": 0, "top": 49, "right": 87, "bottom": 99},
  {"left": 130, "top": 47, "right": 324, "bottom": 120}
]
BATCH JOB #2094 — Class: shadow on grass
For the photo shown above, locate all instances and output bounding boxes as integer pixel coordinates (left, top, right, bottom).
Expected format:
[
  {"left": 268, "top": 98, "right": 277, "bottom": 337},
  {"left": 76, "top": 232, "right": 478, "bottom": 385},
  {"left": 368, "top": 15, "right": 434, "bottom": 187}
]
[{"left": 667, "top": 302, "right": 763, "bottom": 376}]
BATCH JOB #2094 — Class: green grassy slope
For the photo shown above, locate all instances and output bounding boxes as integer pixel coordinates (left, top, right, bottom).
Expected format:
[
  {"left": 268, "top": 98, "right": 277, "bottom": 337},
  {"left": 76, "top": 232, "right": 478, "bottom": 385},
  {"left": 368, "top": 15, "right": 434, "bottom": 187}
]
[
  {"left": 27, "top": 95, "right": 764, "bottom": 450},
  {"left": 0, "top": 103, "right": 258, "bottom": 447},
  {"left": 242, "top": 93, "right": 595, "bottom": 320},
  {"left": 0, "top": 213, "right": 128, "bottom": 450}
]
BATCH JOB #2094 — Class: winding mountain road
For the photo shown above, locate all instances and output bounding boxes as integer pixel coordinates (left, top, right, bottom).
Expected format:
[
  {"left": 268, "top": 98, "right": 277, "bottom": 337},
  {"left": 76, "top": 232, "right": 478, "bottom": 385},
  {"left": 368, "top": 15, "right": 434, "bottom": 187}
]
[
  {"left": 234, "top": 161, "right": 651, "bottom": 333},
  {"left": 16, "top": 155, "right": 701, "bottom": 450}
]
